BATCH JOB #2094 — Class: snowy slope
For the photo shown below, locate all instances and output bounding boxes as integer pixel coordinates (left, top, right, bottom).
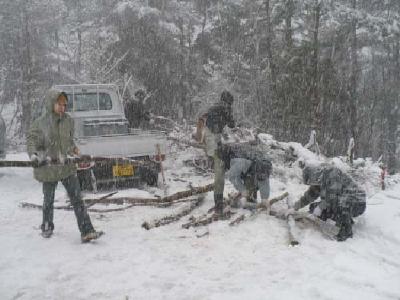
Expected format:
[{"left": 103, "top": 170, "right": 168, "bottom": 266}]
[{"left": 0, "top": 146, "right": 400, "bottom": 300}]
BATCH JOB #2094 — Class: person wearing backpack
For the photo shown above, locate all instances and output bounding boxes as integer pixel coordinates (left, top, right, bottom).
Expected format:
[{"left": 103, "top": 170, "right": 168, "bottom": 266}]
[
  {"left": 294, "top": 165, "right": 366, "bottom": 241},
  {"left": 222, "top": 142, "right": 272, "bottom": 209}
]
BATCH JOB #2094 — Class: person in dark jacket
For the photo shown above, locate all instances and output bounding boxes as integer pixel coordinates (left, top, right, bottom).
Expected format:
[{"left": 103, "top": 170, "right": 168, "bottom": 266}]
[
  {"left": 203, "top": 90, "right": 235, "bottom": 218},
  {"left": 124, "top": 89, "right": 151, "bottom": 129},
  {"left": 27, "top": 88, "right": 102, "bottom": 242},
  {"left": 294, "top": 165, "right": 366, "bottom": 241}
]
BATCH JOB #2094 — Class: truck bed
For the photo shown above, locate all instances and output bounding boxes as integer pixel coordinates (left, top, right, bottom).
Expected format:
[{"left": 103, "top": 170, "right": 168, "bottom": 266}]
[{"left": 76, "top": 129, "right": 167, "bottom": 158}]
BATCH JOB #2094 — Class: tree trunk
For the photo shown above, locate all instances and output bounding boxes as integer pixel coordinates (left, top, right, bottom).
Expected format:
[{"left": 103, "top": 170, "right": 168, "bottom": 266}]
[
  {"left": 264, "top": 0, "right": 279, "bottom": 136},
  {"left": 310, "top": 0, "right": 321, "bottom": 136},
  {"left": 349, "top": 0, "right": 358, "bottom": 157},
  {"left": 387, "top": 35, "right": 400, "bottom": 174},
  {"left": 20, "top": 0, "right": 32, "bottom": 135}
]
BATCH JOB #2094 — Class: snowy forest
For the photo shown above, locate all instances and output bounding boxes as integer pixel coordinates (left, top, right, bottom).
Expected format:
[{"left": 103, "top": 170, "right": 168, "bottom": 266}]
[
  {"left": 0, "top": 0, "right": 399, "bottom": 170},
  {"left": 2, "top": 2, "right": 400, "bottom": 299}
]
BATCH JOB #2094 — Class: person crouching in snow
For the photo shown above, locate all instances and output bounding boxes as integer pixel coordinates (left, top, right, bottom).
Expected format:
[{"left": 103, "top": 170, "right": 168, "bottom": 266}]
[
  {"left": 27, "top": 89, "right": 103, "bottom": 242},
  {"left": 294, "top": 165, "right": 366, "bottom": 241},
  {"left": 221, "top": 142, "right": 272, "bottom": 209}
]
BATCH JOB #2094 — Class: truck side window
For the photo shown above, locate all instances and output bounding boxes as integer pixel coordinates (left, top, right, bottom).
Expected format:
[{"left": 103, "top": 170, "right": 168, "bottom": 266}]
[{"left": 99, "top": 93, "right": 112, "bottom": 110}]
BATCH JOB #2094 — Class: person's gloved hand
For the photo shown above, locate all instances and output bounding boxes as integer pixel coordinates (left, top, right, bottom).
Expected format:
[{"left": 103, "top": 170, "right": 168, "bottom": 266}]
[
  {"left": 311, "top": 205, "right": 322, "bottom": 217},
  {"left": 309, "top": 202, "right": 319, "bottom": 214},
  {"left": 30, "top": 154, "right": 49, "bottom": 168},
  {"left": 309, "top": 202, "right": 328, "bottom": 220},
  {"left": 293, "top": 200, "right": 302, "bottom": 211},
  {"left": 30, "top": 153, "right": 40, "bottom": 168}
]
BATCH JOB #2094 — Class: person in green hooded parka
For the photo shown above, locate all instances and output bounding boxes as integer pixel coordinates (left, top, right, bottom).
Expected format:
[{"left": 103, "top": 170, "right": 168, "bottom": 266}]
[{"left": 27, "top": 88, "right": 103, "bottom": 242}]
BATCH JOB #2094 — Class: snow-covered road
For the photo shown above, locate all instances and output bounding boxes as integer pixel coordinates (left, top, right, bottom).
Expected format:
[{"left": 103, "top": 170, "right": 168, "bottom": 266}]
[{"left": 1, "top": 152, "right": 400, "bottom": 300}]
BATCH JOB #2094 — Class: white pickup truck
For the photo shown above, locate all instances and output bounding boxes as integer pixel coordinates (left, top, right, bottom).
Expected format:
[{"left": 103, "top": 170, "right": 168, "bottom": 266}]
[{"left": 54, "top": 84, "right": 167, "bottom": 191}]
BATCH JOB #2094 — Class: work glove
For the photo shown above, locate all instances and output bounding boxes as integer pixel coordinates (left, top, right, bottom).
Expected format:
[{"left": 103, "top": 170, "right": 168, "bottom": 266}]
[
  {"left": 30, "top": 153, "right": 40, "bottom": 168},
  {"left": 293, "top": 200, "right": 302, "bottom": 211},
  {"left": 309, "top": 202, "right": 328, "bottom": 220},
  {"left": 30, "top": 153, "right": 49, "bottom": 168},
  {"left": 309, "top": 202, "right": 319, "bottom": 214}
]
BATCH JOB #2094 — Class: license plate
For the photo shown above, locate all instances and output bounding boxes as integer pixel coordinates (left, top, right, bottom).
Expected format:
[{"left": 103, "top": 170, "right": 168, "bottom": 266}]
[{"left": 112, "top": 164, "right": 134, "bottom": 177}]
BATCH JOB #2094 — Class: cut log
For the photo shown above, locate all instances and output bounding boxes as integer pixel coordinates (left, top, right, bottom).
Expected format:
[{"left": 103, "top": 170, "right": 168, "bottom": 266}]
[
  {"left": 182, "top": 210, "right": 234, "bottom": 229},
  {"left": 285, "top": 197, "right": 300, "bottom": 246},
  {"left": 286, "top": 214, "right": 300, "bottom": 246},
  {"left": 269, "top": 210, "right": 339, "bottom": 241},
  {"left": 227, "top": 192, "right": 289, "bottom": 226},
  {"left": 142, "top": 196, "right": 205, "bottom": 230}
]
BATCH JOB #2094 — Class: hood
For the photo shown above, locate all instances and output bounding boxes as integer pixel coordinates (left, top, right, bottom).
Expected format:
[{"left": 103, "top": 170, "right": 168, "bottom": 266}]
[
  {"left": 44, "top": 88, "right": 68, "bottom": 114},
  {"left": 302, "top": 165, "right": 323, "bottom": 186}
]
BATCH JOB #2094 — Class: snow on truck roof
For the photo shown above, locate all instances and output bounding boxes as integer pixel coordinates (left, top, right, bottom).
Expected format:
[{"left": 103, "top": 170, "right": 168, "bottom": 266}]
[{"left": 53, "top": 84, "right": 119, "bottom": 92}]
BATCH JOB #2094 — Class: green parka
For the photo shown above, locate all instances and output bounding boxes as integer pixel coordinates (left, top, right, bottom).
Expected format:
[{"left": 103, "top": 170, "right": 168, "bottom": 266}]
[{"left": 27, "top": 89, "right": 77, "bottom": 182}]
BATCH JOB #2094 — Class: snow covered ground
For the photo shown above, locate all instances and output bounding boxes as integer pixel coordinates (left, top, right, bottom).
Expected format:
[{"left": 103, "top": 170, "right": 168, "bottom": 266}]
[{"left": 1, "top": 147, "right": 400, "bottom": 300}]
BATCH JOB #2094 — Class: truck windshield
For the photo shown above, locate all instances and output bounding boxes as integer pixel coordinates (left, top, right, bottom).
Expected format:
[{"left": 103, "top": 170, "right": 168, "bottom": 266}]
[{"left": 66, "top": 93, "right": 112, "bottom": 111}]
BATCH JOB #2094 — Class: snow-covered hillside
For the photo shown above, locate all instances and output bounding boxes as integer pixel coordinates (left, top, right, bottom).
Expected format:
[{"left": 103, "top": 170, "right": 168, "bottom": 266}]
[{"left": 1, "top": 138, "right": 400, "bottom": 300}]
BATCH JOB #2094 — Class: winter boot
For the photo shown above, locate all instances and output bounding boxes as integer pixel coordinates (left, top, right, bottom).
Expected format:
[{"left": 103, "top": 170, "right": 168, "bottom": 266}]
[
  {"left": 213, "top": 194, "right": 230, "bottom": 220},
  {"left": 335, "top": 213, "right": 353, "bottom": 242},
  {"left": 81, "top": 230, "right": 104, "bottom": 243},
  {"left": 41, "top": 222, "right": 54, "bottom": 238}
]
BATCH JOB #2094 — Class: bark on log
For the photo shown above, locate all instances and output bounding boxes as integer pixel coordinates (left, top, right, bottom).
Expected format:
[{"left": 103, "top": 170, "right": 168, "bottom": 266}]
[
  {"left": 20, "top": 202, "right": 72, "bottom": 210},
  {"left": 286, "top": 214, "right": 300, "bottom": 246},
  {"left": 142, "top": 196, "right": 205, "bottom": 230}
]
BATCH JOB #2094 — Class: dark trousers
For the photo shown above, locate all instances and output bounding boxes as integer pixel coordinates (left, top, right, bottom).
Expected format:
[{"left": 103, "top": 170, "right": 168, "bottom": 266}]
[{"left": 42, "top": 174, "right": 94, "bottom": 235}]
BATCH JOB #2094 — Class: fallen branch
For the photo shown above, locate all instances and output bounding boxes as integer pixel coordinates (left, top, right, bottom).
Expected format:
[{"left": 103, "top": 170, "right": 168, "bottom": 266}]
[
  {"left": 142, "top": 196, "right": 205, "bottom": 230},
  {"left": 182, "top": 211, "right": 235, "bottom": 229},
  {"left": 20, "top": 191, "right": 118, "bottom": 211},
  {"left": 167, "top": 136, "right": 204, "bottom": 149},
  {"left": 229, "top": 214, "right": 245, "bottom": 226},
  {"left": 83, "top": 183, "right": 214, "bottom": 206},
  {"left": 285, "top": 198, "right": 300, "bottom": 246},
  {"left": 20, "top": 202, "right": 72, "bottom": 210},
  {"left": 85, "top": 191, "right": 118, "bottom": 208},
  {"left": 87, "top": 205, "right": 135, "bottom": 213},
  {"left": 21, "top": 184, "right": 214, "bottom": 215},
  {"left": 228, "top": 192, "right": 289, "bottom": 226},
  {"left": 20, "top": 197, "right": 199, "bottom": 214},
  {"left": 270, "top": 210, "right": 338, "bottom": 240}
]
